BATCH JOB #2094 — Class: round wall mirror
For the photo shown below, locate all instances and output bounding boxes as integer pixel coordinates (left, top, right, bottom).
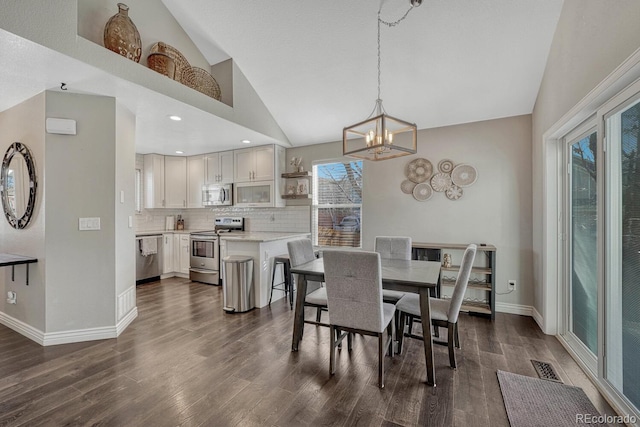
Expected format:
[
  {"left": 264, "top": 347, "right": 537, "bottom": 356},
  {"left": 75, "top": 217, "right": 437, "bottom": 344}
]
[{"left": 0, "top": 142, "right": 37, "bottom": 229}]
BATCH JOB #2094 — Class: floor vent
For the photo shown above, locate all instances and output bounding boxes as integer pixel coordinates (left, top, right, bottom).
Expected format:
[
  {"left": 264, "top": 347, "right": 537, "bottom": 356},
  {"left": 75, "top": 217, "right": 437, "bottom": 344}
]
[{"left": 531, "top": 360, "right": 563, "bottom": 383}]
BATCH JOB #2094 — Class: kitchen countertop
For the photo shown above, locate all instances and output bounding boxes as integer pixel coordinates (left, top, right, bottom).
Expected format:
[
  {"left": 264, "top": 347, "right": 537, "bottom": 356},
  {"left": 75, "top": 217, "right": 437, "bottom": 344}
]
[
  {"left": 219, "top": 232, "right": 309, "bottom": 243},
  {"left": 135, "top": 229, "right": 205, "bottom": 237}
]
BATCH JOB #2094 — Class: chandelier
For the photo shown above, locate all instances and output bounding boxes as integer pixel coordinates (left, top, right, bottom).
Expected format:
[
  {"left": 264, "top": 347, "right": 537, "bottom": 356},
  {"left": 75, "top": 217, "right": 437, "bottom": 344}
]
[{"left": 343, "top": 2, "right": 420, "bottom": 161}]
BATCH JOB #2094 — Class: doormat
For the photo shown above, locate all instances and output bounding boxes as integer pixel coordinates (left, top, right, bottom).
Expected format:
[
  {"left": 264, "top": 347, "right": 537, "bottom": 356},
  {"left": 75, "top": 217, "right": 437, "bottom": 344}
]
[{"left": 497, "top": 370, "right": 606, "bottom": 426}]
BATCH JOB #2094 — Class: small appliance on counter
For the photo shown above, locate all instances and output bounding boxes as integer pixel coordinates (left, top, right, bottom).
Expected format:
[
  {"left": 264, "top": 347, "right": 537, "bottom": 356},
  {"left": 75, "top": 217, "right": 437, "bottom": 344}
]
[
  {"left": 165, "top": 216, "right": 175, "bottom": 231},
  {"left": 176, "top": 215, "right": 184, "bottom": 230}
]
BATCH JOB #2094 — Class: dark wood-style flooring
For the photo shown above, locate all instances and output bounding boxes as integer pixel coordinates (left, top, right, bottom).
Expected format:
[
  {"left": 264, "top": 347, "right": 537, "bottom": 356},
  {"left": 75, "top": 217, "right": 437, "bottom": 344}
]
[{"left": 0, "top": 277, "right": 620, "bottom": 426}]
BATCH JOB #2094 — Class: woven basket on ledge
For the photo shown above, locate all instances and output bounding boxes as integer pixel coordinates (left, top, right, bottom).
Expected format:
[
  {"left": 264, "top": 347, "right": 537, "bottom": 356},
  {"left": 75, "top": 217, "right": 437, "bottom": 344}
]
[{"left": 181, "top": 66, "right": 222, "bottom": 101}]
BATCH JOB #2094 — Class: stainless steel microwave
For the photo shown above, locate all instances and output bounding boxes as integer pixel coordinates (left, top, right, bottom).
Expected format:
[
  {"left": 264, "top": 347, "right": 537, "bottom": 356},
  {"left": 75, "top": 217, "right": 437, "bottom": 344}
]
[{"left": 202, "top": 184, "right": 233, "bottom": 206}]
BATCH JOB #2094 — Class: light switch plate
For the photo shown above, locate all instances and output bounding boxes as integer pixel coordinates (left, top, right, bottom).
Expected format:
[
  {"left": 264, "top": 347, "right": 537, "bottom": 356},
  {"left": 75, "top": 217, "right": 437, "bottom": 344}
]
[{"left": 79, "top": 217, "right": 101, "bottom": 231}]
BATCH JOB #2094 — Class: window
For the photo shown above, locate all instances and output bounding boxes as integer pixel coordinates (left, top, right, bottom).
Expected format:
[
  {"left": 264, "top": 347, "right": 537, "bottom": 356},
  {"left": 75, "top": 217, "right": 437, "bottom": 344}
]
[
  {"left": 312, "top": 160, "right": 363, "bottom": 247},
  {"left": 135, "top": 168, "right": 142, "bottom": 214}
]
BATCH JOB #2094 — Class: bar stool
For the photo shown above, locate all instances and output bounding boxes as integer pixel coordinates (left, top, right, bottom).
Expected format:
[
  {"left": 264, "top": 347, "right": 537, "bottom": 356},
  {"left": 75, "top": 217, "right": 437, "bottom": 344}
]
[{"left": 269, "top": 255, "right": 294, "bottom": 309}]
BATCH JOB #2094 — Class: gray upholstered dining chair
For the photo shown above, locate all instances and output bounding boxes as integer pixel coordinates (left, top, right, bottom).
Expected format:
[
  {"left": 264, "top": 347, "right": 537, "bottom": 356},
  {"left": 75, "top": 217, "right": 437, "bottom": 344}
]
[
  {"left": 323, "top": 250, "right": 396, "bottom": 388},
  {"left": 396, "top": 244, "right": 477, "bottom": 369},
  {"left": 287, "top": 238, "right": 328, "bottom": 326},
  {"left": 375, "top": 236, "right": 412, "bottom": 304}
]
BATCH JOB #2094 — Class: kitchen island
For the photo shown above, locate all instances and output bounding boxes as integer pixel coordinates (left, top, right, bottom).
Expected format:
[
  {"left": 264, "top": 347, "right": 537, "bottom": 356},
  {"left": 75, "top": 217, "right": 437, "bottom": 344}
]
[{"left": 219, "top": 232, "right": 310, "bottom": 308}]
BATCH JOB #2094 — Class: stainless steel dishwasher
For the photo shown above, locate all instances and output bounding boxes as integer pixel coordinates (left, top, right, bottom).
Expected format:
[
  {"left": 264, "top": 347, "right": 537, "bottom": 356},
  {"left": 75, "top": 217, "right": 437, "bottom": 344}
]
[{"left": 135, "top": 234, "right": 163, "bottom": 284}]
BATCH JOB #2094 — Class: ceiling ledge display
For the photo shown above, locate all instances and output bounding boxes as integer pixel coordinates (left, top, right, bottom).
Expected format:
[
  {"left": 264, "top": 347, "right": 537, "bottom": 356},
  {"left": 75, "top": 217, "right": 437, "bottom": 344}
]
[{"left": 400, "top": 158, "right": 478, "bottom": 201}]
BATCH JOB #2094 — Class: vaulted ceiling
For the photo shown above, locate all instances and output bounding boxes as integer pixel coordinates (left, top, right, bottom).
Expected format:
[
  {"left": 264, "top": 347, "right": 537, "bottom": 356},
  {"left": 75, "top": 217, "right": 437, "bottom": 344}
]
[{"left": 163, "top": 0, "right": 564, "bottom": 146}]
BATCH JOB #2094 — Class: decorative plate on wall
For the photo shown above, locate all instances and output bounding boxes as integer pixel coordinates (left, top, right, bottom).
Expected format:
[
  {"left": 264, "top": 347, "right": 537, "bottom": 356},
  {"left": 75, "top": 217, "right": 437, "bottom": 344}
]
[
  {"left": 405, "top": 158, "right": 433, "bottom": 183},
  {"left": 445, "top": 185, "right": 463, "bottom": 200},
  {"left": 430, "top": 173, "right": 453, "bottom": 192},
  {"left": 401, "top": 179, "right": 417, "bottom": 194},
  {"left": 438, "top": 159, "right": 454, "bottom": 173},
  {"left": 412, "top": 183, "right": 433, "bottom": 201},
  {"left": 451, "top": 164, "right": 478, "bottom": 187}
]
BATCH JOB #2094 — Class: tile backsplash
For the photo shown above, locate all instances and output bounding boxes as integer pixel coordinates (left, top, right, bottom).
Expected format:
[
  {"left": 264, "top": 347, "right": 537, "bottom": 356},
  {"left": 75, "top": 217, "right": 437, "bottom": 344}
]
[{"left": 135, "top": 206, "right": 310, "bottom": 233}]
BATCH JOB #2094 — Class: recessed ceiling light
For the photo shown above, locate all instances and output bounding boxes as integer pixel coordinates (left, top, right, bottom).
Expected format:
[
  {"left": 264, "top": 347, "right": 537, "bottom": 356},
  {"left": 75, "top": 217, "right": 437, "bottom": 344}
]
[
  {"left": 242, "top": 139, "right": 251, "bottom": 144},
  {"left": 175, "top": 150, "right": 184, "bottom": 154},
  {"left": 169, "top": 115, "right": 182, "bottom": 121}
]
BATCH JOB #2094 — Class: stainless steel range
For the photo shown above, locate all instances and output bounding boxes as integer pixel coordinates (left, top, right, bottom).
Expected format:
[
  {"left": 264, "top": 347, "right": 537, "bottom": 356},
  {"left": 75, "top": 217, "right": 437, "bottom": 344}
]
[{"left": 189, "top": 217, "right": 244, "bottom": 285}]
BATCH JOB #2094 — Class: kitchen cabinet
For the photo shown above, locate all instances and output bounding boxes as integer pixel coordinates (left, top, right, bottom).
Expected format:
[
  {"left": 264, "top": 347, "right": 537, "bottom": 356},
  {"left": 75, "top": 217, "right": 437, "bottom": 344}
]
[
  {"left": 412, "top": 242, "right": 496, "bottom": 319},
  {"left": 187, "top": 155, "right": 205, "bottom": 208},
  {"left": 163, "top": 233, "right": 174, "bottom": 274},
  {"left": 235, "top": 181, "right": 275, "bottom": 207},
  {"left": 234, "top": 145, "right": 275, "bottom": 183},
  {"left": 205, "top": 151, "right": 234, "bottom": 184},
  {"left": 143, "top": 154, "right": 165, "bottom": 209},
  {"left": 179, "top": 234, "right": 190, "bottom": 274},
  {"left": 164, "top": 156, "right": 187, "bottom": 208}
]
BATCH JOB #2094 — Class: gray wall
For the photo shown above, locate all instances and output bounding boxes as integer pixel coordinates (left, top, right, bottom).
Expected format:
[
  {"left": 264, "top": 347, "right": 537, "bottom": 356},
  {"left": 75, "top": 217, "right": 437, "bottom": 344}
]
[
  {"left": 44, "top": 92, "right": 118, "bottom": 332},
  {"left": 531, "top": 0, "right": 640, "bottom": 317},
  {"left": 0, "top": 93, "right": 46, "bottom": 331},
  {"left": 115, "top": 105, "right": 136, "bottom": 298},
  {"left": 289, "top": 114, "right": 533, "bottom": 308}
]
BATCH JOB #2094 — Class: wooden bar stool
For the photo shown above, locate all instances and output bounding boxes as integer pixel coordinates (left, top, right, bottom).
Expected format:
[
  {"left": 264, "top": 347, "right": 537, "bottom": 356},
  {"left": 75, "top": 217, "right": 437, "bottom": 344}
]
[{"left": 269, "top": 255, "right": 294, "bottom": 309}]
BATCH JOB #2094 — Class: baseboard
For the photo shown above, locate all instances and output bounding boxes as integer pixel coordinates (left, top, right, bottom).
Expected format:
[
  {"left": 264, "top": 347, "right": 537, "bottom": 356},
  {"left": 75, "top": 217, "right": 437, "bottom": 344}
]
[
  {"left": 0, "top": 311, "right": 45, "bottom": 345},
  {"left": 532, "top": 306, "right": 544, "bottom": 331},
  {"left": 116, "top": 307, "right": 137, "bottom": 336},
  {"left": 495, "top": 302, "right": 533, "bottom": 316},
  {"left": 43, "top": 325, "right": 117, "bottom": 346}
]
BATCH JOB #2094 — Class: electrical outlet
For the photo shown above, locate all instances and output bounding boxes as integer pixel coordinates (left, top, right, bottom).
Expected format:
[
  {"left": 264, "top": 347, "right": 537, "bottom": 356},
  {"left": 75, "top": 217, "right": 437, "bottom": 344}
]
[
  {"left": 508, "top": 280, "right": 517, "bottom": 290},
  {"left": 6, "top": 291, "right": 17, "bottom": 304}
]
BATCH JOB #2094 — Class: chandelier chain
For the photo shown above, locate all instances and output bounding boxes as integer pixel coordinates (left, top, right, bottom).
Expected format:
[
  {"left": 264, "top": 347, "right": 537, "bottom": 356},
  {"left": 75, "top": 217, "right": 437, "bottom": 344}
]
[{"left": 376, "top": 5, "right": 415, "bottom": 111}]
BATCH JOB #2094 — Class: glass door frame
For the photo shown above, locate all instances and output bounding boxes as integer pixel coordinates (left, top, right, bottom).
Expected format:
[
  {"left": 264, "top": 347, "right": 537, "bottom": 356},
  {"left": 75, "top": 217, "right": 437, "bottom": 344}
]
[
  {"left": 562, "top": 118, "right": 599, "bottom": 375},
  {"left": 598, "top": 78, "right": 640, "bottom": 414}
]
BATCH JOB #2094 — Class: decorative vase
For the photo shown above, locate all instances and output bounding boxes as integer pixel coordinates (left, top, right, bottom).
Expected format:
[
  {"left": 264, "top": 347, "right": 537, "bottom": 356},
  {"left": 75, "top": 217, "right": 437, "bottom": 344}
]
[{"left": 104, "top": 3, "right": 142, "bottom": 63}]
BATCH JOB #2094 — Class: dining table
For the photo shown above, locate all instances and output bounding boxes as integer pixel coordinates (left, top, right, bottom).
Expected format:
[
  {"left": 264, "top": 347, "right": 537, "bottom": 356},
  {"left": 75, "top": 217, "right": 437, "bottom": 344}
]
[{"left": 289, "top": 255, "right": 441, "bottom": 386}]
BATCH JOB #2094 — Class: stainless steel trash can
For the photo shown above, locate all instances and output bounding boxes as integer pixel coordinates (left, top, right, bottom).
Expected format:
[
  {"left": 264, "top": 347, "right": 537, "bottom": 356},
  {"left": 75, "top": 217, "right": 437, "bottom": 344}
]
[{"left": 222, "top": 255, "right": 255, "bottom": 313}]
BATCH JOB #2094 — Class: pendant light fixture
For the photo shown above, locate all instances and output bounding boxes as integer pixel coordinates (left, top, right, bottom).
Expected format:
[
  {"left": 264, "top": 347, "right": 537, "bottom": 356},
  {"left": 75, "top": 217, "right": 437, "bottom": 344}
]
[{"left": 343, "top": 2, "right": 420, "bottom": 161}]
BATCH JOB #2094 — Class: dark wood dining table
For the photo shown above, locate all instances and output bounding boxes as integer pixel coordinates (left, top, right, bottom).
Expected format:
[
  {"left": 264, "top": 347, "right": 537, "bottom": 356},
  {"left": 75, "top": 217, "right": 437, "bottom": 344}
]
[{"left": 289, "top": 256, "right": 441, "bottom": 386}]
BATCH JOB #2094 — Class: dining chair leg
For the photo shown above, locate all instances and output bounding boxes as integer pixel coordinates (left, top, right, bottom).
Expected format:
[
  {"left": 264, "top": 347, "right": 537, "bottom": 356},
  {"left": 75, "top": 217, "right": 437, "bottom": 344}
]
[
  {"left": 407, "top": 315, "right": 414, "bottom": 334},
  {"left": 434, "top": 325, "right": 440, "bottom": 338},
  {"left": 447, "top": 322, "right": 457, "bottom": 369},
  {"left": 330, "top": 325, "right": 337, "bottom": 375},
  {"left": 269, "top": 260, "right": 278, "bottom": 305},
  {"left": 454, "top": 323, "right": 460, "bottom": 349},
  {"left": 347, "top": 332, "right": 353, "bottom": 352},
  {"left": 378, "top": 332, "right": 385, "bottom": 388},
  {"left": 397, "top": 312, "right": 406, "bottom": 355},
  {"left": 387, "top": 319, "right": 395, "bottom": 357},
  {"left": 316, "top": 307, "right": 322, "bottom": 323}
]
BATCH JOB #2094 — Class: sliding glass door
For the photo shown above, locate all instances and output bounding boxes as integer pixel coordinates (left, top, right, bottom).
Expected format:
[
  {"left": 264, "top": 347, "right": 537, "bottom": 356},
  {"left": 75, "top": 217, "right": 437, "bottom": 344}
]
[
  {"left": 564, "top": 126, "right": 598, "bottom": 368},
  {"left": 605, "top": 95, "right": 640, "bottom": 411}
]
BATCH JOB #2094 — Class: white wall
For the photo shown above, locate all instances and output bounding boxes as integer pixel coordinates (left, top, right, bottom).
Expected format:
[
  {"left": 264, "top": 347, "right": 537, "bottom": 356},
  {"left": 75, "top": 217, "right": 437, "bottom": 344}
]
[
  {"left": 0, "top": 93, "right": 46, "bottom": 331},
  {"left": 288, "top": 115, "right": 534, "bottom": 308},
  {"left": 532, "top": 0, "right": 640, "bottom": 328}
]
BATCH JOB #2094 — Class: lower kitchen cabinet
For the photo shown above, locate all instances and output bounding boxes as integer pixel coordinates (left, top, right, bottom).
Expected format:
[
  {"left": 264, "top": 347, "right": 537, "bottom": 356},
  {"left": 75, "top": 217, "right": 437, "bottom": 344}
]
[
  {"left": 163, "top": 233, "right": 174, "bottom": 274},
  {"left": 161, "top": 233, "right": 190, "bottom": 277},
  {"left": 179, "top": 234, "right": 190, "bottom": 275}
]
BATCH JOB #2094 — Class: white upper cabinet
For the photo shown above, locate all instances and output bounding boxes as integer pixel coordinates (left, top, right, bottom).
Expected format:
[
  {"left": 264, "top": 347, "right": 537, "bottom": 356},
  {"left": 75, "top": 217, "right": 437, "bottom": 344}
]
[
  {"left": 187, "top": 155, "right": 205, "bottom": 208},
  {"left": 144, "top": 153, "right": 165, "bottom": 209},
  {"left": 234, "top": 145, "right": 275, "bottom": 183},
  {"left": 164, "top": 156, "right": 187, "bottom": 208},
  {"left": 205, "top": 150, "right": 234, "bottom": 184}
]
